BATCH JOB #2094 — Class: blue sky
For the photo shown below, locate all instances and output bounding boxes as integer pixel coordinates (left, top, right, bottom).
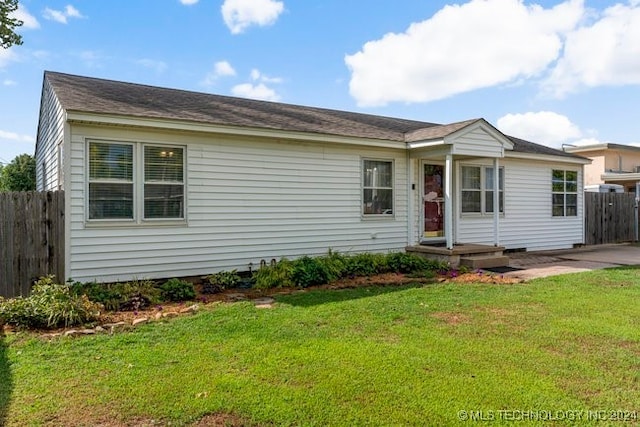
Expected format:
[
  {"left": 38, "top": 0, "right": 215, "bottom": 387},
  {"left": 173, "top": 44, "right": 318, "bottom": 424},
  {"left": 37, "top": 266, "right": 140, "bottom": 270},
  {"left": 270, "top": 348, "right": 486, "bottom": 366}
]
[{"left": 1, "top": 0, "right": 639, "bottom": 165}]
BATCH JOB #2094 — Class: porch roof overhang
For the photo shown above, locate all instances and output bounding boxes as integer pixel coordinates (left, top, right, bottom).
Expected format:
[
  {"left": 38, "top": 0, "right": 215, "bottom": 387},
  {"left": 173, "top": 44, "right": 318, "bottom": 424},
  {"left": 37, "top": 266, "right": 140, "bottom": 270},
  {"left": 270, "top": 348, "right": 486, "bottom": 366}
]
[
  {"left": 601, "top": 172, "right": 640, "bottom": 182},
  {"left": 406, "top": 118, "right": 513, "bottom": 159}
]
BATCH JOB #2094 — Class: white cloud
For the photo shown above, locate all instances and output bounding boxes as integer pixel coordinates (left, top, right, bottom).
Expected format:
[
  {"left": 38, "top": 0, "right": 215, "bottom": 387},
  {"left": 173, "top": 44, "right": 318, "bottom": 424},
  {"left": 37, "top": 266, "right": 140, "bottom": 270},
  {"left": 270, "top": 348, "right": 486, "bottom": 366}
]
[
  {"left": 0, "top": 49, "right": 18, "bottom": 68},
  {"left": 230, "top": 68, "right": 283, "bottom": 101},
  {"left": 135, "top": 59, "right": 167, "bottom": 73},
  {"left": 215, "top": 61, "right": 237, "bottom": 77},
  {"left": 231, "top": 82, "right": 280, "bottom": 101},
  {"left": 0, "top": 130, "right": 35, "bottom": 143},
  {"left": 202, "top": 60, "right": 237, "bottom": 86},
  {"left": 12, "top": 5, "right": 40, "bottom": 29},
  {"left": 179, "top": 0, "right": 199, "bottom": 4},
  {"left": 497, "top": 111, "right": 582, "bottom": 147},
  {"left": 543, "top": 1, "right": 640, "bottom": 97},
  {"left": 345, "top": 0, "right": 584, "bottom": 106},
  {"left": 3, "top": 79, "right": 17, "bottom": 86},
  {"left": 43, "top": 4, "right": 84, "bottom": 24},
  {"left": 221, "top": 0, "right": 284, "bottom": 34}
]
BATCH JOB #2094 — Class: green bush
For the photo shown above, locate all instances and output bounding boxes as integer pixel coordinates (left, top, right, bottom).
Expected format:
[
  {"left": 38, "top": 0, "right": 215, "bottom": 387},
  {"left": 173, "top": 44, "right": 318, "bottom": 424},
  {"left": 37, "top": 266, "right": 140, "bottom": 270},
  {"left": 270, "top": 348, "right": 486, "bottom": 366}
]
[
  {"left": 72, "top": 279, "right": 160, "bottom": 311},
  {"left": 160, "top": 278, "right": 196, "bottom": 302},
  {"left": 253, "top": 258, "right": 294, "bottom": 290},
  {"left": 0, "top": 276, "right": 102, "bottom": 329},
  {"left": 291, "top": 256, "right": 332, "bottom": 288},
  {"left": 385, "top": 252, "right": 447, "bottom": 274},
  {"left": 343, "top": 252, "right": 389, "bottom": 277},
  {"left": 316, "top": 250, "right": 348, "bottom": 282},
  {"left": 204, "top": 270, "right": 242, "bottom": 294}
]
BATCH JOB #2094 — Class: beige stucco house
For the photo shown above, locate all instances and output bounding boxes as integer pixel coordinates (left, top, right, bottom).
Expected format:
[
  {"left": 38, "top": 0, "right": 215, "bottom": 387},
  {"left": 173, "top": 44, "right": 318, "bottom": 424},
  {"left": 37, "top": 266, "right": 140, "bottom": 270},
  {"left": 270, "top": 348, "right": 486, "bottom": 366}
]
[{"left": 565, "top": 143, "right": 640, "bottom": 194}]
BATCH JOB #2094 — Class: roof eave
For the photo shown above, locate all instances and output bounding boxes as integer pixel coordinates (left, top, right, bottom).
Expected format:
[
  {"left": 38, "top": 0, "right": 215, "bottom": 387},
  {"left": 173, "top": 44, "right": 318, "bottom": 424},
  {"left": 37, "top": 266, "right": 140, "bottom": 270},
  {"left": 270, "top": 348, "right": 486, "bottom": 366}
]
[
  {"left": 506, "top": 151, "right": 592, "bottom": 165},
  {"left": 65, "top": 111, "right": 407, "bottom": 149}
]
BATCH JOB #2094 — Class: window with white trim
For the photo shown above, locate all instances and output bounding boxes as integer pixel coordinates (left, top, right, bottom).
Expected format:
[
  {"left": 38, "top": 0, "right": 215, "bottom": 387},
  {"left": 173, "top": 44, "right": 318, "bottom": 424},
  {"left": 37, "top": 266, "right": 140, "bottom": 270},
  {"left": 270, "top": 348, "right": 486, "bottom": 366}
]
[
  {"left": 362, "top": 159, "right": 393, "bottom": 215},
  {"left": 552, "top": 169, "right": 577, "bottom": 217},
  {"left": 461, "top": 165, "right": 504, "bottom": 214},
  {"left": 88, "top": 141, "right": 184, "bottom": 221}
]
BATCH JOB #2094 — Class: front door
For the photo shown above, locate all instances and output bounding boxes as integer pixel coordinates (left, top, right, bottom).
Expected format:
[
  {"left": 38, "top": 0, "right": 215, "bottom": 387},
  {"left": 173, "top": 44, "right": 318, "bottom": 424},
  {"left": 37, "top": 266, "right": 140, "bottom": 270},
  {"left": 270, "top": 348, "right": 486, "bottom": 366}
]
[{"left": 422, "top": 163, "right": 445, "bottom": 240}]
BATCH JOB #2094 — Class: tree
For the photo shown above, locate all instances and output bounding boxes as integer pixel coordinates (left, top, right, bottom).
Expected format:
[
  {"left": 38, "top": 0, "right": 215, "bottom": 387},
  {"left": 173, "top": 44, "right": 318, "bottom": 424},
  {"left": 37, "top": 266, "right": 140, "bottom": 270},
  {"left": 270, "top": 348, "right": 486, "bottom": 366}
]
[
  {"left": 0, "top": 153, "right": 36, "bottom": 191},
  {"left": 1, "top": 0, "right": 23, "bottom": 49}
]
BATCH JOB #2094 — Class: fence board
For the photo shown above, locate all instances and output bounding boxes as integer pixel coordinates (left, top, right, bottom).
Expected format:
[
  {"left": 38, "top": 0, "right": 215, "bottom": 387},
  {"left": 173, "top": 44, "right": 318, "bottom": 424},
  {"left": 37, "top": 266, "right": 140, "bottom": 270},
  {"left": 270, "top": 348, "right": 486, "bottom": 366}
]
[
  {"left": 584, "top": 192, "right": 638, "bottom": 245},
  {"left": 0, "top": 191, "right": 65, "bottom": 298}
]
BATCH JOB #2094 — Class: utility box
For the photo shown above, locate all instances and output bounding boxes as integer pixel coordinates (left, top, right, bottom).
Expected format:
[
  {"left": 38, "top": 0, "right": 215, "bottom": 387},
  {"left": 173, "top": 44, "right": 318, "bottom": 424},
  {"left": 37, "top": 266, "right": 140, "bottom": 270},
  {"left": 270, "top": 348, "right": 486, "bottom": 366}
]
[{"left": 584, "top": 184, "right": 625, "bottom": 193}]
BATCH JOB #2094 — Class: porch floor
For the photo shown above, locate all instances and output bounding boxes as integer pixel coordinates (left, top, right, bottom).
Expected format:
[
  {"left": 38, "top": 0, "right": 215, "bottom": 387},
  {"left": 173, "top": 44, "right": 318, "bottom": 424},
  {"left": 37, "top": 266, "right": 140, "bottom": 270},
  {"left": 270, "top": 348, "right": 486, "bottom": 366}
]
[{"left": 406, "top": 243, "right": 509, "bottom": 269}]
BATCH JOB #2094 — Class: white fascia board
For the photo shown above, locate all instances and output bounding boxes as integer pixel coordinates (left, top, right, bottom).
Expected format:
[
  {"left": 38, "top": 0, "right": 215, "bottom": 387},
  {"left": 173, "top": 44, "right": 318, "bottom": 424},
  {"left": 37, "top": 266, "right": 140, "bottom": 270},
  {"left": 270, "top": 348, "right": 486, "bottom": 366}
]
[
  {"left": 506, "top": 151, "right": 591, "bottom": 165},
  {"left": 65, "top": 111, "right": 405, "bottom": 150},
  {"left": 406, "top": 139, "right": 447, "bottom": 150}
]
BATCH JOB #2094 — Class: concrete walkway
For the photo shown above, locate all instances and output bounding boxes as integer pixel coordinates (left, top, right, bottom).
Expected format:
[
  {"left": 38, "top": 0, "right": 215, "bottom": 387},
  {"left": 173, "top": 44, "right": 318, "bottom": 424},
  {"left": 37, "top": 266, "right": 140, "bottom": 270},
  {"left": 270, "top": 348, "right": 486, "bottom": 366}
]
[{"left": 503, "top": 243, "right": 640, "bottom": 280}]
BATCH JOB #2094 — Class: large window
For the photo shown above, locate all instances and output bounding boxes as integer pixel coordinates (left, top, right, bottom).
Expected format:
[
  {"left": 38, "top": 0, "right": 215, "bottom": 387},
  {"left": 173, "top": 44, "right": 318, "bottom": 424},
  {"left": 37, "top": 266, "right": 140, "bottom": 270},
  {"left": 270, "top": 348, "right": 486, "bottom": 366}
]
[
  {"left": 461, "top": 165, "right": 504, "bottom": 214},
  {"left": 363, "top": 159, "right": 393, "bottom": 216},
  {"left": 552, "top": 170, "right": 577, "bottom": 217},
  {"left": 89, "top": 142, "right": 134, "bottom": 219},
  {"left": 88, "top": 141, "right": 184, "bottom": 221}
]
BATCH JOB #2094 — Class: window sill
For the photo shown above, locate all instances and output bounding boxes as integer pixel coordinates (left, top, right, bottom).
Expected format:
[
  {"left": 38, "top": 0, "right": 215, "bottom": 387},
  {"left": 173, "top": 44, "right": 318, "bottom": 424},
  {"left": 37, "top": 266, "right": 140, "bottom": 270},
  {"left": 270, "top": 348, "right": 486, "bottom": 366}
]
[
  {"left": 361, "top": 214, "right": 395, "bottom": 221},
  {"left": 84, "top": 219, "right": 188, "bottom": 228}
]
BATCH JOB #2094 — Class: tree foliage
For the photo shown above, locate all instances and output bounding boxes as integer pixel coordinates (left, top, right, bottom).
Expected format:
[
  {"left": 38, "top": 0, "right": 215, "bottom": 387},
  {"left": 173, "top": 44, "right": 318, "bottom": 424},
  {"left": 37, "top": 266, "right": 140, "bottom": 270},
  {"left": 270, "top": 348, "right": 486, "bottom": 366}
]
[
  {"left": 0, "top": 153, "right": 36, "bottom": 191},
  {"left": 1, "top": 0, "right": 23, "bottom": 49}
]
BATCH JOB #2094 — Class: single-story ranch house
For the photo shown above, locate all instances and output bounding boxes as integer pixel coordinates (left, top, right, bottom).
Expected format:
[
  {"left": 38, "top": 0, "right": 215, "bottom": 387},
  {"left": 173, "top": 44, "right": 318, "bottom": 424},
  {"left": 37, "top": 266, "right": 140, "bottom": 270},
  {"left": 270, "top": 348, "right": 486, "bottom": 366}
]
[{"left": 35, "top": 71, "right": 589, "bottom": 283}]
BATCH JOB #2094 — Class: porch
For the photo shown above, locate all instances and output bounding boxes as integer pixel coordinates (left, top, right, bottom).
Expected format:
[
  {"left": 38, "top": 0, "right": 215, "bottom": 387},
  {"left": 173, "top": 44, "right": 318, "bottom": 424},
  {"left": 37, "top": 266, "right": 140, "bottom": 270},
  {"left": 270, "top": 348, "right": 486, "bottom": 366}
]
[{"left": 406, "top": 243, "right": 509, "bottom": 269}]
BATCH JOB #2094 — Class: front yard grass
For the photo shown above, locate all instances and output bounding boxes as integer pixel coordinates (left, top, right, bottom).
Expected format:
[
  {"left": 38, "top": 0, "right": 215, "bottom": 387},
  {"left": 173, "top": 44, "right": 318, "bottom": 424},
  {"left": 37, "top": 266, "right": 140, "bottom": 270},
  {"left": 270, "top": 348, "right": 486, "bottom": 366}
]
[{"left": 1, "top": 267, "right": 639, "bottom": 426}]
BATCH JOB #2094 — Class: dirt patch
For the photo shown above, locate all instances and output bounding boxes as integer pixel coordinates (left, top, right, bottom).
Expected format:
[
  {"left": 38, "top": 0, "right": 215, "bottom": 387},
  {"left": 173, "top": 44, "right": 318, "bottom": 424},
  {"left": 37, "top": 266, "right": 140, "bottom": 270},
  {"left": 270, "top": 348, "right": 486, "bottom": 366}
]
[
  {"left": 192, "top": 413, "right": 257, "bottom": 427},
  {"left": 430, "top": 311, "right": 471, "bottom": 325}
]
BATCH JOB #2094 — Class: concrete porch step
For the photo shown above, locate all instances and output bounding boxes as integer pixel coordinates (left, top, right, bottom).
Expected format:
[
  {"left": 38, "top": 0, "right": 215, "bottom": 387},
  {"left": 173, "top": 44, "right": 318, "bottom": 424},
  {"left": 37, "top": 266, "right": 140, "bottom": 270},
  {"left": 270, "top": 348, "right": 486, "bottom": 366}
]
[{"left": 460, "top": 255, "right": 510, "bottom": 269}]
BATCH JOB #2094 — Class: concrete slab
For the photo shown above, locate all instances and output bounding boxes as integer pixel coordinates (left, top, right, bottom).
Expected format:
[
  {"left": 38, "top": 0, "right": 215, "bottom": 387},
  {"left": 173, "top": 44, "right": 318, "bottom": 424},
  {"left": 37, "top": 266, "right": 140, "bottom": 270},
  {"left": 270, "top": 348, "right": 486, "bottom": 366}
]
[{"left": 503, "top": 243, "right": 639, "bottom": 280}]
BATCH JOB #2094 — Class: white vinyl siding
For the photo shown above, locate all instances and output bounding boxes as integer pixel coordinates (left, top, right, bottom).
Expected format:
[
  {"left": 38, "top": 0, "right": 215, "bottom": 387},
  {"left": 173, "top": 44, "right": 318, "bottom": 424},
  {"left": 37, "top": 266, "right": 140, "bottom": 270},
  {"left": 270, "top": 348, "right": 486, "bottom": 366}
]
[
  {"left": 35, "top": 79, "right": 65, "bottom": 191},
  {"left": 68, "top": 125, "right": 408, "bottom": 283},
  {"left": 456, "top": 158, "right": 583, "bottom": 250},
  {"left": 451, "top": 127, "right": 505, "bottom": 158}
]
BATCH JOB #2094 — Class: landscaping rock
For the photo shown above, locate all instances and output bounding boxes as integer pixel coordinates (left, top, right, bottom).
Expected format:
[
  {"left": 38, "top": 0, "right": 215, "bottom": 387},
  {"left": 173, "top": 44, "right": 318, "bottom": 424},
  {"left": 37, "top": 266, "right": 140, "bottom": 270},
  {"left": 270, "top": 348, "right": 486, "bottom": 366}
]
[
  {"left": 132, "top": 317, "right": 149, "bottom": 326},
  {"left": 95, "top": 326, "right": 106, "bottom": 333},
  {"left": 226, "top": 293, "right": 248, "bottom": 301},
  {"left": 179, "top": 304, "right": 199, "bottom": 314},
  {"left": 162, "top": 311, "right": 180, "bottom": 318}
]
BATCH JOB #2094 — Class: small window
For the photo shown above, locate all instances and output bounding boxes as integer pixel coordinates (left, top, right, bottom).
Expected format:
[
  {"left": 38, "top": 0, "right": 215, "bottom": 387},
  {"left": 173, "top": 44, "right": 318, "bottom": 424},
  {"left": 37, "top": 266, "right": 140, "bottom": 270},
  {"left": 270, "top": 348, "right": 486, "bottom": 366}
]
[
  {"left": 552, "top": 170, "right": 578, "bottom": 217},
  {"left": 88, "top": 142, "right": 134, "bottom": 220},
  {"left": 461, "top": 165, "right": 504, "bottom": 214},
  {"left": 144, "top": 146, "right": 184, "bottom": 219},
  {"left": 363, "top": 159, "right": 393, "bottom": 215}
]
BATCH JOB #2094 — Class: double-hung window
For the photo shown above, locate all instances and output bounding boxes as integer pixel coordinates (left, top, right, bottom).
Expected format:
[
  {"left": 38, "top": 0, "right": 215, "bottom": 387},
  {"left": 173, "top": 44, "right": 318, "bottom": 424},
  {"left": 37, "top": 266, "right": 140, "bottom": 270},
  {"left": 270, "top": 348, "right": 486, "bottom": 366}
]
[
  {"left": 89, "top": 142, "right": 134, "bottom": 220},
  {"left": 88, "top": 141, "right": 185, "bottom": 222},
  {"left": 552, "top": 170, "right": 577, "bottom": 217},
  {"left": 363, "top": 159, "right": 393, "bottom": 216},
  {"left": 461, "top": 165, "right": 504, "bottom": 214}
]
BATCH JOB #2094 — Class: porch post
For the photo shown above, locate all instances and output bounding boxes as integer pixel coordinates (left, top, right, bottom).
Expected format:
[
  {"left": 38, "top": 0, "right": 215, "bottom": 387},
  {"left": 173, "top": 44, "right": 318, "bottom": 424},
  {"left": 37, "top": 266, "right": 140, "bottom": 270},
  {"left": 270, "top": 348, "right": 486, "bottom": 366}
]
[
  {"left": 445, "top": 154, "right": 453, "bottom": 249},
  {"left": 493, "top": 157, "right": 500, "bottom": 246}
]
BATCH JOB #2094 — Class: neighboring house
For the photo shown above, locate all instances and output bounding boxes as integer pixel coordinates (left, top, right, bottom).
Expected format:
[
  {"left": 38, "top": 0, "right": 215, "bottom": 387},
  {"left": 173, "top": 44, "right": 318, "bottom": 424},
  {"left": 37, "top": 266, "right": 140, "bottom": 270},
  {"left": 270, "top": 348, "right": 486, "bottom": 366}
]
[
  {"left": 564, "top": 143, "right": 640, "bottom": 194},
  {"left": 35, "top": 71, "right": 590, "bottom": 283}
]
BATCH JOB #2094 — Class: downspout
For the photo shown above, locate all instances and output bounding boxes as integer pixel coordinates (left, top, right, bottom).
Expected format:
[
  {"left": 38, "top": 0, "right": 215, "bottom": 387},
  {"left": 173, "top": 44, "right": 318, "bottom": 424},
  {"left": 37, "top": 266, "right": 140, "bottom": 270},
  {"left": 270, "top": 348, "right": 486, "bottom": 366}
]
[{"left": 406, "top": 149, "right": 414, "bottom": 246}]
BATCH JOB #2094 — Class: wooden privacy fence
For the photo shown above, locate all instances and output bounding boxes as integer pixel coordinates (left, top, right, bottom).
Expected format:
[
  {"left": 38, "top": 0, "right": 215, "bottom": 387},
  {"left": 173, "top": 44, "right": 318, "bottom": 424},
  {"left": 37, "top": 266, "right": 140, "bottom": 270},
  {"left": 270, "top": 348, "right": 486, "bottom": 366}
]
[
  {"left": 0, "top": 191, "right": 65, "bottom": 298},
  {"left": 584, "top": 192, "right": 639, "bottom": 245}
]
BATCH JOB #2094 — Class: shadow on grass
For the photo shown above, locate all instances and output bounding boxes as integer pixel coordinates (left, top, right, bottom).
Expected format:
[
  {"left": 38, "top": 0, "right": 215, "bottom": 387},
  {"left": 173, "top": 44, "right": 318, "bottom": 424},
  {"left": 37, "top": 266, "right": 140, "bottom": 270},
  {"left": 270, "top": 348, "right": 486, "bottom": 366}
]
[
  {"left": 275, "top": 282, "right": 429, "bottom": 307},
  {"left": 0, "top": 329, "right": 12, "bottom": 426}
]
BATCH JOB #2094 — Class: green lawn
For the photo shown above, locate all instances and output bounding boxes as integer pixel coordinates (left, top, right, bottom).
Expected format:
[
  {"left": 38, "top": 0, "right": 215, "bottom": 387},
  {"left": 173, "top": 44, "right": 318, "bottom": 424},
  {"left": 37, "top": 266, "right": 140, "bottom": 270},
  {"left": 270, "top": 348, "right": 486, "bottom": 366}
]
[{"left": 1, "top": 267, "right": 639, "bottom": 426}]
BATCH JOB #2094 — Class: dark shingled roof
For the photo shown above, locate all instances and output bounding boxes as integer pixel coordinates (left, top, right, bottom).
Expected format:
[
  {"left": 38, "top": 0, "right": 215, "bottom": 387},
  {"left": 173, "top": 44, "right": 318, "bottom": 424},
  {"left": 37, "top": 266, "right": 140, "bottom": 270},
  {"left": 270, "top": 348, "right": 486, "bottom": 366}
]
[{"left": 44, "top": 71, "right": 583, "bottom": 159}]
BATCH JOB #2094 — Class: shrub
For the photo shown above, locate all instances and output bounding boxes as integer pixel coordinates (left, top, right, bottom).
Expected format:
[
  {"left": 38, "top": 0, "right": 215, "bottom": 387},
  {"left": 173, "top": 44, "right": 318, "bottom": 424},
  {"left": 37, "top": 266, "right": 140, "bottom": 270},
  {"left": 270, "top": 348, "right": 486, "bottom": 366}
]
[
  {"left": 343, "top": 252, "right": 389, "bottom": 277},
  {"left": 72, "top": 279, "right": 160, "bottom": 311},
  {"left": 204, "top": 270, "right": 242, "bottom": 294},
  {"left": 316, "top": 250, "right": 348, "bottom": 282},
  {"left": 0, "top": 276, "right": 102, "bottom": 329},
  {"left": 160, "top": 278, "right": 196, "bottom": 302},
  {"left": 386, "top": 252, "right": 446, "bottom": 274},
  {"left": 291, "top": 256, "right": 331, "bottom": 288},
  {"left": 253, "top": 258, "right": 294, "bottom": 290}
]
